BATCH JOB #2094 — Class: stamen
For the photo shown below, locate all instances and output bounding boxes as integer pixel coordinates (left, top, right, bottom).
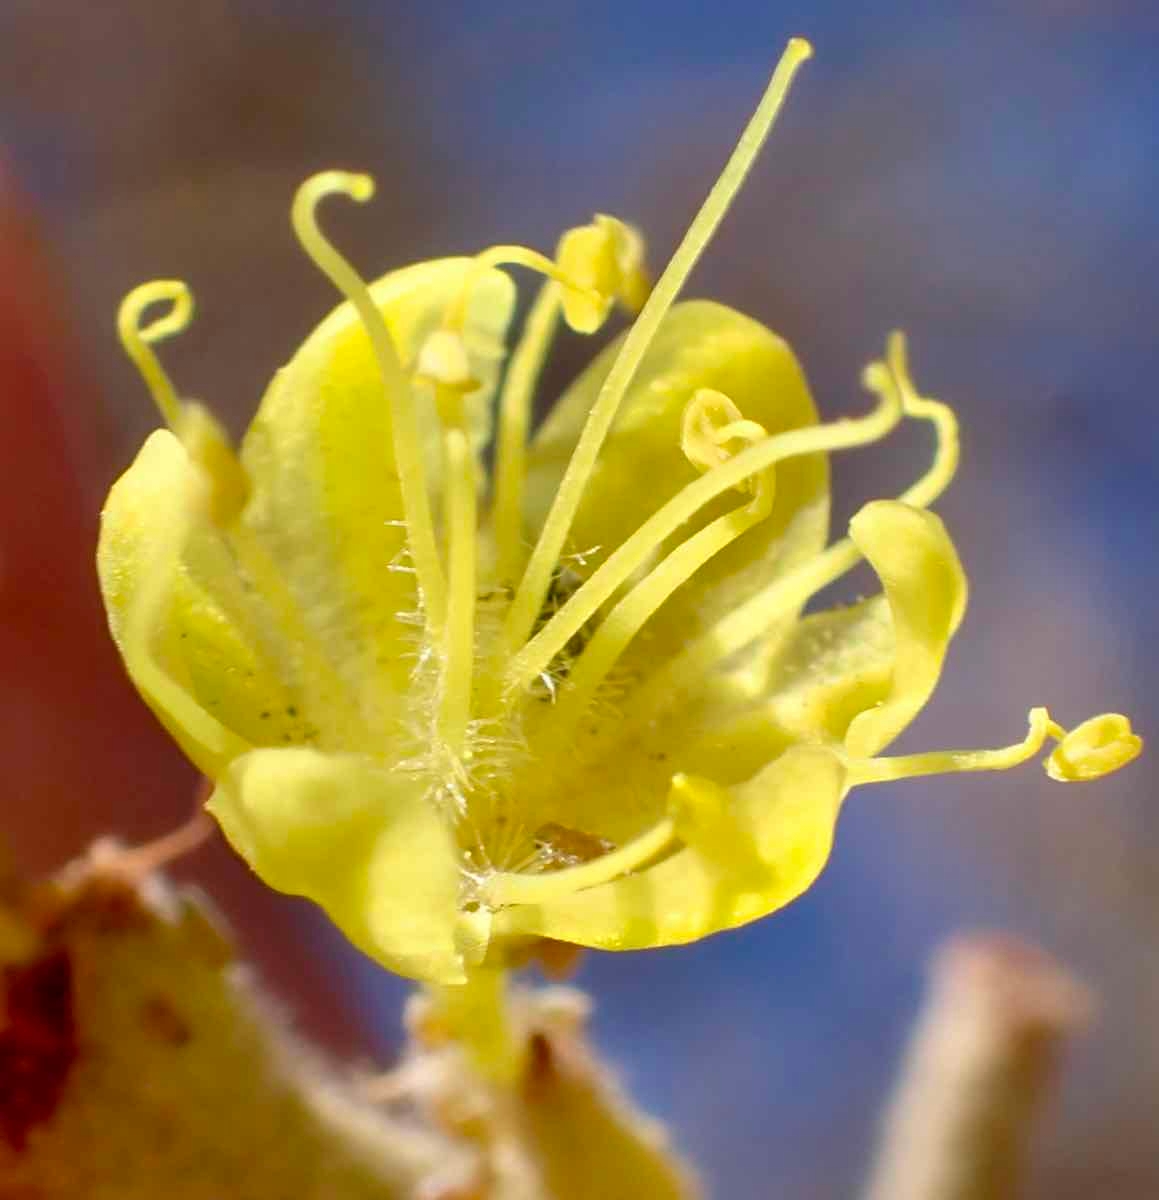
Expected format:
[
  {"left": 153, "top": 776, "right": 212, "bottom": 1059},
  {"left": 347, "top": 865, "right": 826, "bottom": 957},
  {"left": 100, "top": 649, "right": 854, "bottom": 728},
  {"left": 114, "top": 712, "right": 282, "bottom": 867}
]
[
  {"left": 848, "top": 707, "right": 1062, "bottom": 784},
  {"left": 847, "top": 707, "right": 1140, "bottom": 786},
  {"left": 118, "top": 280, "right": 250, "bottom": 526},
  {"left": 117, "top": 280, "right": 194, "bottom": 429},
  {"left": 442, "top": 244, "right": 601, "bottom": 333},
  {"left": 501, "top": 38, "right": 813, "bottom": 668},
  {"left": 291, "top": 172, "right": 446, "bottom": 631},
  {"left": 491, "top": 282, "right": 563, "bottom": 584},
  {"left": 116, "top": 269, "right": 370, "bottom": 739},
  {"left": 439, "top": 428, "right": 478, "bottom": 754},
  {"left": 505, "top": 372, "right": 899, "bottom": 697},
  {"left": 480, "top": 816, "right": 678, "bottom": 908}
]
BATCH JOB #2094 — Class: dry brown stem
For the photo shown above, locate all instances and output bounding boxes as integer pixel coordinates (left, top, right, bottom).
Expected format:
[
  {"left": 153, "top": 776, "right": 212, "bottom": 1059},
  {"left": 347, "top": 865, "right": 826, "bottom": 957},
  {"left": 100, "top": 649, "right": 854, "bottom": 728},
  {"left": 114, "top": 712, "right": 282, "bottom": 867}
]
[{"left": 863, "top": 933, "right": 1092, "bottom": 1200}]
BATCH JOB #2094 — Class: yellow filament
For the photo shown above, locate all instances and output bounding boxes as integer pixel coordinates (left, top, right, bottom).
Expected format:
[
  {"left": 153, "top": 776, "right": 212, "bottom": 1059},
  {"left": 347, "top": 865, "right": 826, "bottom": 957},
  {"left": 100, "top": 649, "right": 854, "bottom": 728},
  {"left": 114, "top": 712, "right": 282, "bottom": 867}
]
[
  {"left": 501, "top": 38, "right": 814, "bottom": 669},
  {"left": 440, "top": 427, "right": 478, "bottom": 753},
  {"left": 117, "top": 280, "right": 194, "bottom": 429},
  {"left": 443, "top": 245, "right": 598, "bottom": 332},
  {"left": 630, "top": 339, "right": 957, "bottom": 710},
  {"left": 424, "top": 968, "right": 519, "bottom": 1082},
  {"left": 291, "top": 172, "right": 446, "bottom": 630},
  {"left": 481, "top": 816, "right": 677, "bottom": 908},
  {"left": 491, "top": 281, "right": 563, "bottom": 583},
  {"left": 505, "top": 376, "right": 899, "bottom": 697},
  {"left": 539, "top": 390, "right": 775, "bottom": 735},
  {"left": 544, "top": 502, "right": 763, "bottom": 737},
  {"left": 848, "top": 707, "right": 1064, "bottom": 785},
  {"left": 889, "top": 332, "right": 959, "bottom": 509},
  {"left": 643, "top": 538, "right": 863, "bottom": 719}
]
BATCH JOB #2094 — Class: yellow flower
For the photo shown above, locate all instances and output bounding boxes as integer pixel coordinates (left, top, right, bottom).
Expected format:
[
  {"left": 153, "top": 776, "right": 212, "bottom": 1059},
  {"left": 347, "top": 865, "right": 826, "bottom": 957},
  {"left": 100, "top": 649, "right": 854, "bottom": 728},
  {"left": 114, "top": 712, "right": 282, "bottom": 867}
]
[{"left": 98, "top": 40, "right": 1141, "bottom": 987}]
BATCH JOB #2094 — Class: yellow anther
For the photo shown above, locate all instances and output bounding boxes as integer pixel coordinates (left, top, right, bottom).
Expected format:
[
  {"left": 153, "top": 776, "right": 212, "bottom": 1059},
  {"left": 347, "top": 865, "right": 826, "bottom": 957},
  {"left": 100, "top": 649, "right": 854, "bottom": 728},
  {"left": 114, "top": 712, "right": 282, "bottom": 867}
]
[
  {"left": 601, "top": 215, "right": 651, "bottom": 311},
  {"left": 555, "top": 214, "right": 650, "bottom": 333},
  {"left": 442, "top": 244, "right": 600, "bottom": 333},
  {"left": 1045, "top": 713, "right": 1142, "bottom": 782},
  {"left": 174, "top": 403, "right": 250, "bottom": 527},
  {"left": 415, "top": 329, "right": 477, "bottom": 392},
  {"left": 681, "top": 387, "right": 774, "bottom": 517}
]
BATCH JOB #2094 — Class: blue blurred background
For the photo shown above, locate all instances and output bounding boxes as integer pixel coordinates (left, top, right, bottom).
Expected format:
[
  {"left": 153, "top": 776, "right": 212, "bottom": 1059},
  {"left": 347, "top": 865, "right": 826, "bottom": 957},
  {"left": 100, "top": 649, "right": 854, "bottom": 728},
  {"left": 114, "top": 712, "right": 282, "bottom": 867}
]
[{"left": 1, "top": 2, "right": 1156, "bottom": 1195}]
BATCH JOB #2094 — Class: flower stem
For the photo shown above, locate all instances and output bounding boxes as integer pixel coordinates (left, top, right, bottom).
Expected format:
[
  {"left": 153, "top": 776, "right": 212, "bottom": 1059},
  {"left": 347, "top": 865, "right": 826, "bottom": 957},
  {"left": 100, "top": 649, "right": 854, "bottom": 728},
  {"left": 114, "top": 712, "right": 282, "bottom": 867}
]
[{"left": 427, "top": 967, "right": 521, "bottom": 1083}]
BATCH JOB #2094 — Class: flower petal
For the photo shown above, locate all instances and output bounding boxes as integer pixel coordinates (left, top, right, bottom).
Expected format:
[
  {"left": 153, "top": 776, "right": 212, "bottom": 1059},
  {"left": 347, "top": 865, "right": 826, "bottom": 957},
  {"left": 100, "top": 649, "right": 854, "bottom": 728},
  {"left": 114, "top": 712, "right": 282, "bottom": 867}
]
[
  {"left": 496, "top": 501, "right": 965, "bottom": 864},
  {"left": 240, "top": 258, "right": 515, "bottom": 704},
  {"left": 491, "top": 746, "right": 846, "bottom": 951},
  {"left": 842, "top": 500, "right": 967, "bottom": 757},
  {"left": 208, "top": 748, "right": 466, "bottom": 984},
  {"left": 523, "top": 301, "right": 828, "bottom": 661},
  {"left": 98, "top": 431, "right": 305, "bottom": 776},
  {"left": 753, "top": 499, "right": 967, "bottom": 759}
]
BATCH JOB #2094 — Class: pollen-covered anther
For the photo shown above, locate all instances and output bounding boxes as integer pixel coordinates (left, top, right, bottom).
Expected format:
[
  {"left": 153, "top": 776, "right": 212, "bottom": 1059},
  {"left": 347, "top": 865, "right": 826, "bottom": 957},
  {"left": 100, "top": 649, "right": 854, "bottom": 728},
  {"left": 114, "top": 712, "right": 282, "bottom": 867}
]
[
  {"left": 681, "top": 387, "right": 775, "bottom": 517},
  {"left": 555, "top": 214, "right": 651, "bottom": 334},
  {"left": 1045, "top": 712, "right": 1142, "bottom": 782}
]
